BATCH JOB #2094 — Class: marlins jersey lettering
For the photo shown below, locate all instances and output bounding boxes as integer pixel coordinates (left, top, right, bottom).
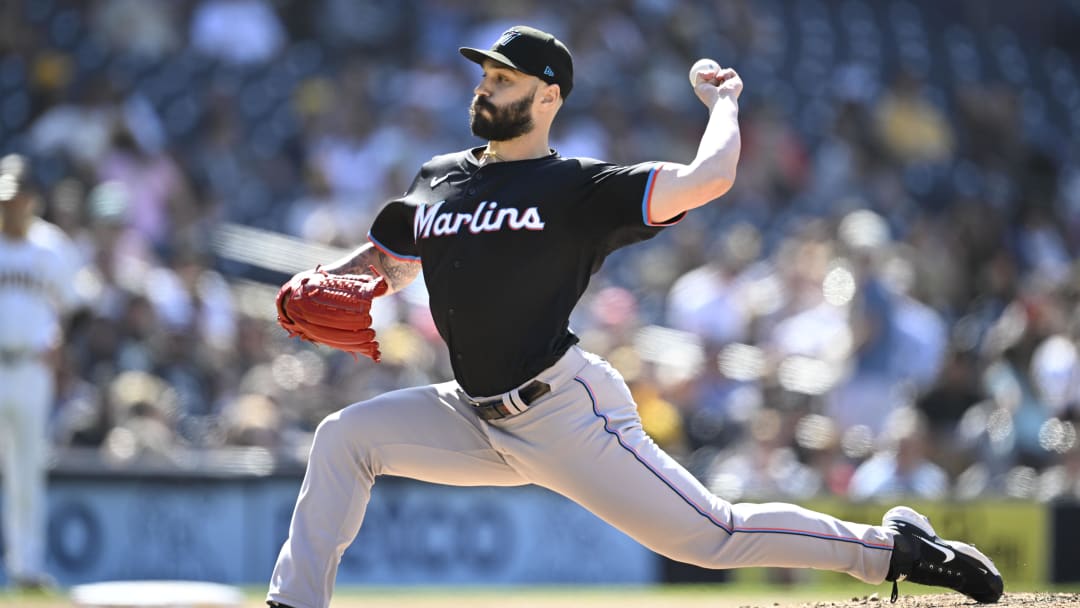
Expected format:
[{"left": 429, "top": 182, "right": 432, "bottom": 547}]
[{"left": 368, "top": 147, "right": 682, "bottom": 397}]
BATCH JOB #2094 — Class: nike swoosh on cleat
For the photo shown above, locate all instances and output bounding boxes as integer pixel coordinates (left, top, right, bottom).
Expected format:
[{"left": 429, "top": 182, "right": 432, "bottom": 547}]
[
  {"left": 430, "top": 174, "right": 451, "bottom": 188},
  {"left": 916, "top": 536, "right": 956, "bottom": 563}
]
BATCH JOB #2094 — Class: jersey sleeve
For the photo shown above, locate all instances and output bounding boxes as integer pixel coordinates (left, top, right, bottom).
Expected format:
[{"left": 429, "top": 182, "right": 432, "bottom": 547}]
[
  {"left": 581, "top": 161, "right": 686, "bottom": 256},
  {"left": 367, "top": 170, "right": 424, "bottom": 262},
  {"left": 367, "top": 199, "right": 421, "bottom": 262}
]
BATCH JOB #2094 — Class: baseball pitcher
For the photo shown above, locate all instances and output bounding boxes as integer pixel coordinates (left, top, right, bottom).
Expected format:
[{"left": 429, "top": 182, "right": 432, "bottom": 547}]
[{"left": 267, "top": 26, "right": 1003, "bottom": 608}]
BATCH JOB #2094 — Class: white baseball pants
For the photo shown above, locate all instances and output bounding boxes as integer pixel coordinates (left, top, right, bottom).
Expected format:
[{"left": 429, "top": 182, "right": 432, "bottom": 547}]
[
  {"left": 0, "top": 358, "right": 52, "bottom": 582},
  {"left": 268, "top": 347, "right": 895, "bottom": 608}
]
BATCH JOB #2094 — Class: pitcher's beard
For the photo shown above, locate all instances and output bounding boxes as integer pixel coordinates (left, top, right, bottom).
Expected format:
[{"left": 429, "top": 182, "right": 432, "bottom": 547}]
[{"left": 470, "top": 92, "right": 535, "bottom": 141}]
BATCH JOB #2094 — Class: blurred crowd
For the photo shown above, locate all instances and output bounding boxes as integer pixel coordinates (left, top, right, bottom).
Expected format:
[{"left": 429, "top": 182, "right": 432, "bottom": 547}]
[{"left": 2, "top": 0, "right": 1080, "bottom": 503}]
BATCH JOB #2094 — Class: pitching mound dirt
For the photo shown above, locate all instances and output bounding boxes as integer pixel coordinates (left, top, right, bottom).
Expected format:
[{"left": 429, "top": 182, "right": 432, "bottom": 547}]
[{"left": 785, "top": 592, "right": 1080, "bottom": 608}]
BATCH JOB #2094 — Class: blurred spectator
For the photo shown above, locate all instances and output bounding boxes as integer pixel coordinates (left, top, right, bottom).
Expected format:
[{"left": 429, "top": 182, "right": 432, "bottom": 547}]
[
  {"left": 143, "top": 250, "right": 236, "bottom": 350},
  {"left": 83, "top": 180, "right": 158, "bottom": 300},
  {"left": 706, "top": 407, "right": 824, "bottom": 501},
  {"left": 665, "top": 223, "right": 762, "bottom": 346},
  {"left": 890, "top": 259, "right": 948, "bottom": 393},
  {"left": 736, "top": 103, "right": 810, "bottom": 202},
  {"left": 763, "top": 227, "right": 852, "bottom": 402},
  {"left": 848, "top": 408, "right": 950, "bottom": 500},
  {"left": 632, "top": 379, "right": 688, "bottom": 456},
  {"left": 96, "top": 124, "right": 196, "bottom": 254},
  {"left": 36, "top": 176, "right": 94, "bottom": 268},
  {"left": 307, "top": 105, "right": 396, "bottom": 202},
  {"left": 51, "top": 349, "right": 106, "bottom": 447},
  {"left": 221, "top": 393, "right": 283, "bottom": 447},
  {"left": 114, "top": 293, "right": 159, "bottom": 373},
  {"left": 314, "top": 0, "right": 410, "bottom": 50},
  {"left": 190, "top": 0, "right": 285, "bottom": 65},
  {"left": 1015, "top": 205, "right": 1072, "bottom": 285},
  {"left": 874, "top": 68, "right": 954, "bottom": 167},
  {"left": 27, "top": 80, "right": 120, "bottom": 170},
  {"left": 90, "top": 0, "right": 183, "bottom": 58},
  {"left": 186, "top": 93, "right": 272, "bottom": 225},
  {"left": 1036, "top": 422, "right": 1080, "bottom": 501},
  {"left": 102, "top": 371, "right": 178, "bottom": 464},
  {"left": 916, "top": 347, "right": 987, "bottom": 476},
  {"left": 678, "top": 340, "right": 764, "bottom": 456},
  {"left": 809, "top": 98, "right": 881, "bottom": 211},
  {"left": 1031, "top": 319, "right": 1080, "bottom": 422},
  {"left": 981, "top": 300, "right": 1059, "bottom": 470},
  {"left": 826, "top": 211, "right": 947, "bottom": 435},
  {"left": 28, "top": 196, "right": 86, "bottom": 278},
  {"left": 954, "top": 81, "right": 1023, "bottom": 172},
  {"left": 284, "top": 165, "right": 370, "bottom": 247}
]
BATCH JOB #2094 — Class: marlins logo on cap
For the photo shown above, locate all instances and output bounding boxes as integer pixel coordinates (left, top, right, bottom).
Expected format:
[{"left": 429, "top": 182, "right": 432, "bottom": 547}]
[
  {"left": 460, "top": 25, "right": 574, "bottom": 99},
  {"left": 496, "top": 30, "right": 523, "bottom": 47}
]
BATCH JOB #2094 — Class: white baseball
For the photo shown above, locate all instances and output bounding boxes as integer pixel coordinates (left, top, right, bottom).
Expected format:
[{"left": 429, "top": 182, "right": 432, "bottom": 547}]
[{"left": 689, "top": 58, "right": 721, "bottom": 86}]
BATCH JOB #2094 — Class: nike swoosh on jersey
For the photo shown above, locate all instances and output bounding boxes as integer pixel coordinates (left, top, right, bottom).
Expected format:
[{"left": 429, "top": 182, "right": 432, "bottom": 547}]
[
  {"left": 916, "top": 536, "right": 955, "bottom": 563},
  {"left": 430, "top": 174, "right": 451, "bottom": 188}
]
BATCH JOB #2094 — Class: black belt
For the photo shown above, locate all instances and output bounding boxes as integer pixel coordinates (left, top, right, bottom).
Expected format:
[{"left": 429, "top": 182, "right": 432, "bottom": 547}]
[{"left": 466, "top": 380, "right": 551, "bottom": 420}]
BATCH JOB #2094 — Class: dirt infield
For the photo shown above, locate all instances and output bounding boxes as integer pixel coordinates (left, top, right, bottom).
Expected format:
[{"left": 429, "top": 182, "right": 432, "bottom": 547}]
[
  {"left": 277, "top": 591, "right": 1080, "bottom": 608},
  {"left": 317, "top": 591, "right": 1080, "bottom": 608},
  {"left": 3, "top": 589, "right": 1078, "bottom": 607},
  {"left": 265, "top": 591, "right": 1080, "bottom": 607},
  {"left": 790, "top": 593, "right": 1080, "bottom": 608}
]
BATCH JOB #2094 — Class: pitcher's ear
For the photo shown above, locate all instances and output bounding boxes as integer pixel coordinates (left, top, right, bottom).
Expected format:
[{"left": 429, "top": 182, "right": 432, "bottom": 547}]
[{"left": 541, "top": 83, "right": 561, "bottom": 104}]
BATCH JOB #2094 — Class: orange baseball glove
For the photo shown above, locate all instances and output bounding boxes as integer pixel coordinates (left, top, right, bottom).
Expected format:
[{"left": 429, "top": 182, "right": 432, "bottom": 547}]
[{"left": 275, "top": 266, "right": 388, "bottom": 362}]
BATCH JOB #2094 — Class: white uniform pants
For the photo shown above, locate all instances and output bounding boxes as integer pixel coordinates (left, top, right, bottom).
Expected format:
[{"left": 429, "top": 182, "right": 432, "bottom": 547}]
[
  {"left": 268, "top": 347, "right": 895, "bottom": 608},
  {"left": 0, "top": 358, "right": 52, "bottom": 581}
]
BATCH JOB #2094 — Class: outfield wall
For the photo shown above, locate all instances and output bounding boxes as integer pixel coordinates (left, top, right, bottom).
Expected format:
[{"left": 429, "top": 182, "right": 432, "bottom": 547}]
[
  {"left": 1, "top": 475, "right": 653, "bottom": 586},
  {"left": 0, "top": 475, "right": 1074, "bottom": 586}
]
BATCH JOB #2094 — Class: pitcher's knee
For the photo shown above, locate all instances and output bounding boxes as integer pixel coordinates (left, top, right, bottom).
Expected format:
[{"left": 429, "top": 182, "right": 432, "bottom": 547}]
[
  {"left": 312, "top": 409, "right": 364, "bottom": 453},
  {"left": 664, "top": 548, "right": 720, "bottom": 570},
  {"left": 650, "top": 531, "right": 735, "bottom": 570},
  {"left": 312, "top": 405, "right": 382, "bottom": 458}
]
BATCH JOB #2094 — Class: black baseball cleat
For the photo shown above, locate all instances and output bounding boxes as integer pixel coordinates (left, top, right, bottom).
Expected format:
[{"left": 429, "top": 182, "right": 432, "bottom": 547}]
[{"left": 883, "top": 506, "right": 1004, "bottom": 604}]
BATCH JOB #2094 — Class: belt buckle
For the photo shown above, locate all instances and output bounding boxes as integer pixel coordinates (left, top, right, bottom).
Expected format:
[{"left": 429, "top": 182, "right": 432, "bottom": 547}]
[
  {"left": 462, "top": 391, "right": 511, "bottom": 420},
  {"left": 478, "top": 397, "right": 511, "bottom": 419},
  {"left": 462, "top": 392, "right": 485, "bottom": 409},
  {"left": 464, "top": 380, "right": 551, "bottom": 421},
  {"left": 461, "top": 390, "right": 491, "bottom": 409}
]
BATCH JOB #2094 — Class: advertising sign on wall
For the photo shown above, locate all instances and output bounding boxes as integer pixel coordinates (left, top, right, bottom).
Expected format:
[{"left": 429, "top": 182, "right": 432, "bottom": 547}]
[{"left": 1, "top": 476, "right": 654, "bottom": 586}]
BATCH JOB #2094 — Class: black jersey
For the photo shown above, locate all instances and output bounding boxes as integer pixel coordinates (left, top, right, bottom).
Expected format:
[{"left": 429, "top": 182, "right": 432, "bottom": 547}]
[{"left": 368, "top": 146, "right": 683, "bottom": 397}]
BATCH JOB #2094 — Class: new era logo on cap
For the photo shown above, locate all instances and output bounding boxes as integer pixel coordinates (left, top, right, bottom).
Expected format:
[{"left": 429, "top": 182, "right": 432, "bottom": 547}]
[{"left": 459, "top": 25, "right": 574, "bottom": 98}]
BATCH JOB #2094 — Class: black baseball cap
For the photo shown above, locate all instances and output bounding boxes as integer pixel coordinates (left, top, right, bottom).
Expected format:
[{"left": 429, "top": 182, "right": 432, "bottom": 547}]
[{"left": 460, "top": 26, "right": 574, "bottom": 99}]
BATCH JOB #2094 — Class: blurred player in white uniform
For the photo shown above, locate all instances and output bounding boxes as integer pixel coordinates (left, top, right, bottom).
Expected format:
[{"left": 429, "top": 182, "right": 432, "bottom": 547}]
[{"left": 0, "top": 154, "right": 77, "bottom": 589}]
